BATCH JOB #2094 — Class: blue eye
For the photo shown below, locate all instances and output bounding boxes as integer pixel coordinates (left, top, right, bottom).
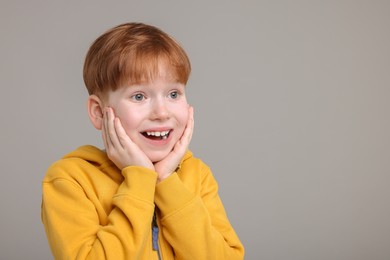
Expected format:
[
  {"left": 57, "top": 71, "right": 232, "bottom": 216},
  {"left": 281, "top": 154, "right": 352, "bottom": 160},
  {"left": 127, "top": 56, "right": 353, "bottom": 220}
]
[
  {"left": 131, "top": 93, "right": 145, "bottom": 101},
  {"left": 169, "top": 91, "right": 179, "bottom": 99}
]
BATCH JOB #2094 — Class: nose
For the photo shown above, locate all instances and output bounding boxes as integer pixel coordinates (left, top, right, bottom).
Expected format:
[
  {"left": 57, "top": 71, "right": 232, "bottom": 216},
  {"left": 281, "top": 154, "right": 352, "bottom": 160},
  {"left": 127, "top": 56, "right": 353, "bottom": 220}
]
[{"left": 150, "top": 98, "right": 170, "bottom": 121}]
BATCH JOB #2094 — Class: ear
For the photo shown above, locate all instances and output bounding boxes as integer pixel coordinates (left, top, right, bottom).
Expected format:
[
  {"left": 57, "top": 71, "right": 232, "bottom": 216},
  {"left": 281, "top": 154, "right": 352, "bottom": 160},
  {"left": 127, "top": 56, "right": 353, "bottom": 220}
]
[{"left": 87, "top": 94, "right": 104, "bottom": 130}]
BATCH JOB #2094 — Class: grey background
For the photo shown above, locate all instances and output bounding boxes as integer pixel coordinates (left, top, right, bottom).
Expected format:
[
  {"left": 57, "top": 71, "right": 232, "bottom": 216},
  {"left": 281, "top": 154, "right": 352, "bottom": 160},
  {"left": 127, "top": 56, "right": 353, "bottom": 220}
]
[{"left": 1, "top": 1, "right": 389, "bottom": 259}]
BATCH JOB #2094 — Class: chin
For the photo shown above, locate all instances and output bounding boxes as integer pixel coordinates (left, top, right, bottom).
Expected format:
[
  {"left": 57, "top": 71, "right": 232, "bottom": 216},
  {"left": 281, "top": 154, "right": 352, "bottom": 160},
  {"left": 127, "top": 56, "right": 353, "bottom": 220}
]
[{"left": 147, "top": 150, "right": 171, "bottom": 163}]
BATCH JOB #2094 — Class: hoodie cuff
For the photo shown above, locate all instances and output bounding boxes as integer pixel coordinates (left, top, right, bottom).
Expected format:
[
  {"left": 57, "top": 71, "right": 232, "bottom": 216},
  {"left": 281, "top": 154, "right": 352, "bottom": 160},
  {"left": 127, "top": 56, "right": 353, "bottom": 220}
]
[
  {"left": 116, "top": 166, "right": 158, "bottom": 203},
  {"left": 154, "top": 173, "right": 195, "bottom": 218}
]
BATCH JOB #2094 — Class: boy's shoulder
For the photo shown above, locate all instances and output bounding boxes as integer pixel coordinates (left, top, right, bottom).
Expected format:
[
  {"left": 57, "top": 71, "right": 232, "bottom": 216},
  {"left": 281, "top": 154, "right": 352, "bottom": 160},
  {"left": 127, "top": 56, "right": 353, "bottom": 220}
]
[
  {"left": 43, "top": 145, "right": 115, "bottom": 182},
  {"left": 181, "top": 150, "right": 205, "bottom": 166},
  {"left": 179, "top": 150, "right": 213, "bottom": 177}
]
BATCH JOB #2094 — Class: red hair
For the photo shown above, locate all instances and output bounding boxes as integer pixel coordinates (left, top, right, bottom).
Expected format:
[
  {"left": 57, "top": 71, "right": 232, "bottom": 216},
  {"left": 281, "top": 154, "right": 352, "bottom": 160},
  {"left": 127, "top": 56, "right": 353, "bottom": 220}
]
[{"left": 83, "top": 23, "right": 191, "bottom": 96}]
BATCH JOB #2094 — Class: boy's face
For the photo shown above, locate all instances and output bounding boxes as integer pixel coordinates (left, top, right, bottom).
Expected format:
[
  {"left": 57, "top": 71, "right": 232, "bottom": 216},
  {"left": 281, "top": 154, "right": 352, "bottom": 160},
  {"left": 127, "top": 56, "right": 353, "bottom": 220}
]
[{"left": 103, "top": 70, "right": 189, "bottom": 163}]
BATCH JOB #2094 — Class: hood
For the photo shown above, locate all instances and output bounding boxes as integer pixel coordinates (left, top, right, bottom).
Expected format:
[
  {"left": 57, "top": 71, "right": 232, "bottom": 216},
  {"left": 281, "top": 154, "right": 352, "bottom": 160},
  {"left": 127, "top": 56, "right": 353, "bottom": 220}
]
[{"left": 63, "top": 145, "right": 110, "bottom": 167}]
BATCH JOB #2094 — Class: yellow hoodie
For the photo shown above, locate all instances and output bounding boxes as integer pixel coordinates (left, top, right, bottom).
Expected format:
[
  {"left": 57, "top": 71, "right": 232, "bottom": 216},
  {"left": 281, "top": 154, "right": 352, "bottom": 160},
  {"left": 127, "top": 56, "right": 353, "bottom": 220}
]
[{"left": 42, "top": 145, "right": 244, "bottom": 259}]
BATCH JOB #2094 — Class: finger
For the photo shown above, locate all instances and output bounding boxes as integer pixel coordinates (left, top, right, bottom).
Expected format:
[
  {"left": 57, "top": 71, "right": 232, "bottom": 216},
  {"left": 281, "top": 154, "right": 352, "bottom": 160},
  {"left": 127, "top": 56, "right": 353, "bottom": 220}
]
[
  {"left": 173, "top": 106, "right": 194, "bottom": 152},
  {"left": 181, "top": 106, "right": 194, "bottom": 144},
  {"left": 102, "top": 108, "right": 112, "bottom": 149},
  {"left": 113, "top": 117, "right": 154, "bottom": 169},
  {"left": 101, "top": 112, "right": 109, "bottom": 149},
  {"left": 106, "top": 107, "right": 122, "bottom": 149},
  {"left": 114, "top": 116, "right": 135, "bottom": 149}
]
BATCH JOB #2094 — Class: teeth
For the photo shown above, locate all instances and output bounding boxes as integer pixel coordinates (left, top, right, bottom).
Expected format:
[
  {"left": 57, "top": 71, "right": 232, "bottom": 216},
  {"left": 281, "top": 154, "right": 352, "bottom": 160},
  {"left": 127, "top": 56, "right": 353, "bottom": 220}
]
[{"left": 146, "top": 130, "right": 170, "bottom": 137}]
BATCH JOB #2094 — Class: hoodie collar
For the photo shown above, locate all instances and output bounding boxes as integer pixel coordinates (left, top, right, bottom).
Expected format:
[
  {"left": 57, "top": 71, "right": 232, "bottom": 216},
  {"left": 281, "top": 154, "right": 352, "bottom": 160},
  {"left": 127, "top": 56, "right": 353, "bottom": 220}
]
[{"left": 64, "top": 145, "right": 193, "bottom": 172}]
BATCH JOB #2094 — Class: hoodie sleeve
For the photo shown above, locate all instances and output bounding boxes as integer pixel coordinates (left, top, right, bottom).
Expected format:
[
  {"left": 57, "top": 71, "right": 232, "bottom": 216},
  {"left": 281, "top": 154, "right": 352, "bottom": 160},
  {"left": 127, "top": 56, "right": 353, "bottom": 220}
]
[
  {"left": 154, "top": 165, "right": 245, "bottom": 260},
  {"left": 42, "top": 164, "right": 157, "bottom": 260}
]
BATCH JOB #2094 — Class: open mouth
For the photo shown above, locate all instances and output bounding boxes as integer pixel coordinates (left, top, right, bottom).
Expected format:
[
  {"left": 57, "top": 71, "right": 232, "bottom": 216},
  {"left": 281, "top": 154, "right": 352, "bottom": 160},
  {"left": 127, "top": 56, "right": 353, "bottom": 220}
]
[{"left": 142, "top": 130, "right": 171, "bottom": 140}]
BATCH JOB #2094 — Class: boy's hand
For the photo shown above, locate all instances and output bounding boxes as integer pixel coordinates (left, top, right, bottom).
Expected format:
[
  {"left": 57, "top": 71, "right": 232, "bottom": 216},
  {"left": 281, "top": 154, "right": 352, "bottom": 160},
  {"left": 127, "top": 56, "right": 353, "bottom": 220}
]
[
  {"left": 154, "top": 106, "right": 194, "bottom": 182},
  {"left": 102, "top": 107, "right": 154, "bottom": 171}
]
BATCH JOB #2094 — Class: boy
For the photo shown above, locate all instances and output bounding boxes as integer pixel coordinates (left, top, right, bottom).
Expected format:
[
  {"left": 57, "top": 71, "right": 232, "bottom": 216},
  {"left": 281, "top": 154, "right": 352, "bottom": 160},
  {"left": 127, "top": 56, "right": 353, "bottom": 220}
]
[{"left": 41, "top": 22, "right": 244, "bottom": 259}]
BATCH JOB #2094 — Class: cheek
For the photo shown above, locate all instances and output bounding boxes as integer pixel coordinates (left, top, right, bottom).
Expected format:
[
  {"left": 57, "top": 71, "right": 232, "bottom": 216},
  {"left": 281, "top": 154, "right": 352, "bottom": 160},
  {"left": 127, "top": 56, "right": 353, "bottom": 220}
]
[
  {"left": 119, "top": 117, "right": 136, "bottom": 135},
  {"left": 176, "top": 105, "right": 189, "bottom": 129},
  {"left": 114, "top": 107, "right": 141, "bottom": 135}
]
